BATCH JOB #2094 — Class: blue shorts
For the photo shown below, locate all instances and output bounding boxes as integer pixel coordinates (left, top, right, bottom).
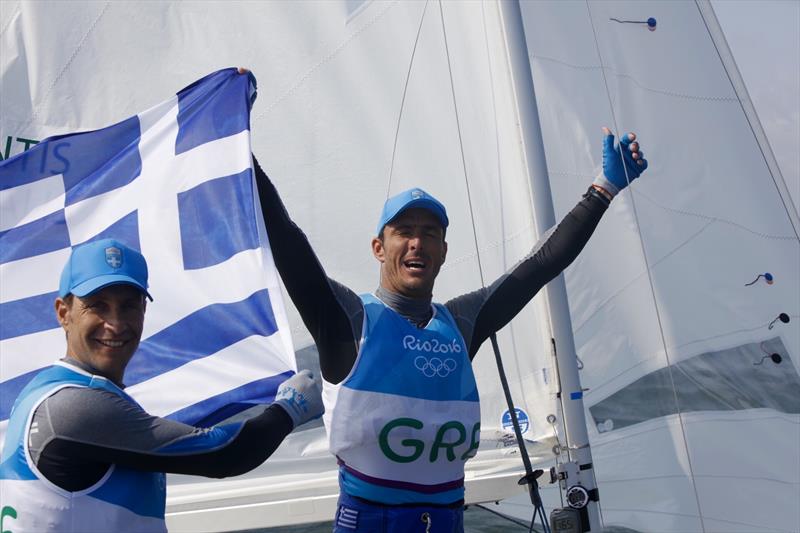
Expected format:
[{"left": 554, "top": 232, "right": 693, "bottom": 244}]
[{"left": 333, "top": 491, "right": 464, "bottom": 533}]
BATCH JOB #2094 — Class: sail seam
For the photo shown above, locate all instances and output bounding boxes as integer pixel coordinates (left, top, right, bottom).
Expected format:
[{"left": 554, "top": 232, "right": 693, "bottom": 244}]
[
  {"left": 671, "top": 315, "right": 800, "bottom": 351},
  {"left": 440, "top": 224, "right": 535, "bottom": 270},
  {"left": 0, "top": 0, "right": 21, "bottom": 39},
  {"left": 22, "top": 2, "right": 111, "bottom": 129},
  {"left": 551, "top": 170, "right": 797, "bottom": 240},
  {"left": 600, "top": 474, "right": 799, "bottom": 485},
  {"left": 583, "top": 3, "right": 708, "bottom": 531},
  {"left": 252, "top": 0, "right": 398, "bottom": 123},
  {"left": 593, "top": 414, "right": 800, "bottom": 448},
  {"left": 599, "top": 507, "right": 787, "bottom": 531},
  {"left": 572, "top": 221, "right": 714, "bottom": 335},
  {"left": 531, "top": 54, "right": 740, "bottom": 102}
]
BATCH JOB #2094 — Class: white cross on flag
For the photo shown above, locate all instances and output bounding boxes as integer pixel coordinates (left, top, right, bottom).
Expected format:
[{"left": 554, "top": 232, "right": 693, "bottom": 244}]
[{"left": 0, "top": 69, "right": 296, "bottom": 443}]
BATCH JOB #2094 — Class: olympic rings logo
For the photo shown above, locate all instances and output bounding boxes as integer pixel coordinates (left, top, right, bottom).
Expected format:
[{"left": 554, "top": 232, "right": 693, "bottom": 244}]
[{"left": 414, "top": 356, "right": 458, "bottom": 378}]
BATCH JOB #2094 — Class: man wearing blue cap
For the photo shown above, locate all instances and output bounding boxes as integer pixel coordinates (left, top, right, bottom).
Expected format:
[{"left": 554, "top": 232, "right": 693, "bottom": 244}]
[
  {"left": 0, "top": 238, "right": 323, "bottom": 532},
  {"left": 253, "top": 129, "right": 648, "bottom": 532}
]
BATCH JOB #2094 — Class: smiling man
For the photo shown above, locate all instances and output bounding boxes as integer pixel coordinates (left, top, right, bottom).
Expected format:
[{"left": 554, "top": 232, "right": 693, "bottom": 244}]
[
  {"left": 254, "top": 129, "right": 648, "bottom": 532},
  {"left": 0, "top": 238, "right": 323, "bottom": 532}
]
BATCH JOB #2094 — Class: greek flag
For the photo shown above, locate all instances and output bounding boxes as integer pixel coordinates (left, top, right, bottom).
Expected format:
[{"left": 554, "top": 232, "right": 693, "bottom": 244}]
[{"left": 0, "top": 69, "right": 296, "bottom": 439}]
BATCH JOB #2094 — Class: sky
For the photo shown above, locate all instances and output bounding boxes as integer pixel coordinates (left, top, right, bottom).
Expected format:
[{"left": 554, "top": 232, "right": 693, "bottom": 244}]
[{"left": 712, "top": 0, "right": 800, "bottom": 209}]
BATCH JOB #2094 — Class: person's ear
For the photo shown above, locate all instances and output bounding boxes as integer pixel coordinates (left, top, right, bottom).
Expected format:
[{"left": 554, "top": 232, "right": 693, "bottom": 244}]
[
  {"left": 55, "top": 297, "right": 70, "bottom": 330},
  {"left": 371, "top": 237, "right": 385, "bottom": 263}
]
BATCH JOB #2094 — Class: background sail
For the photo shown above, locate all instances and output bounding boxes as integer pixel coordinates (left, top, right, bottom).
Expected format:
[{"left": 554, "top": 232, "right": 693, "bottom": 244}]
[
  {"left": 0, "top": 68, "right": 297, "bottom": 434},
  {"left": 1, "top": 2, "right": 554, "bottom": 529},
  {"left": 1, "top": 1, "right": 797, "bottom": 532},
  {"left": 500, "top": 1, "right": 799, "bottom": 532}
]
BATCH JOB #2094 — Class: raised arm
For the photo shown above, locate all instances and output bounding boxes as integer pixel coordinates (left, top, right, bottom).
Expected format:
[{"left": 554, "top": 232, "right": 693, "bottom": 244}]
[
  {"left": 447, "top": 129, "right": 649, "bottom": 359},
  {"left": 252, "top": 156, "right": 363, "bottom": 383}
]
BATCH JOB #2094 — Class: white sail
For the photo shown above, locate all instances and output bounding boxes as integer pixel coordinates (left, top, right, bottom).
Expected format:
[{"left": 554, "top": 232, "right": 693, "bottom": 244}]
[
  {"left": 497, "top": 1, "right": 799, "bottom": 532},
  {"left": 1, "top": 1, "right": 797, "bottom": 532},
  {"left": 1, "top": 1, "right": 554, "bottom": 529}
]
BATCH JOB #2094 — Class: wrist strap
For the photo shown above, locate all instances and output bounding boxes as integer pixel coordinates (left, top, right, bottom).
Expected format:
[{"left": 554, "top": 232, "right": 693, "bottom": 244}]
[{"left": 584, "top": 185, "right": 611, "bottom": 206}]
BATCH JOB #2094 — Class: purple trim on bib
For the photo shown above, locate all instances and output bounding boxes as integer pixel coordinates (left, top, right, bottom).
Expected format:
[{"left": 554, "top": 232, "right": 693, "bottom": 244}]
[{"left": 337, "top": 458, "right": 464, "bottom": 494}]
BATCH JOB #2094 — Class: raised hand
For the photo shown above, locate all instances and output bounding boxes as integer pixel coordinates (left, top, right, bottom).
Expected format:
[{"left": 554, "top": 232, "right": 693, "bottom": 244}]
[{"left": 593, "top": 127, "right": 649, "bottom": 199}]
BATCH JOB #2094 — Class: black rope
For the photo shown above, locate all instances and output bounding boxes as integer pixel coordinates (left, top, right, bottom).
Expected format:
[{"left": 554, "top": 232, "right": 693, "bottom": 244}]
[{"left": 438, "top": 2, "right": 550, "bottom": 530}]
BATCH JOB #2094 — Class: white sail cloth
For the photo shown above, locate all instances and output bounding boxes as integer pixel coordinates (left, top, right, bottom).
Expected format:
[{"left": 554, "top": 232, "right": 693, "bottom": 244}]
[{"left": 1, "top": 1, "right": 797, "bottom": 532}]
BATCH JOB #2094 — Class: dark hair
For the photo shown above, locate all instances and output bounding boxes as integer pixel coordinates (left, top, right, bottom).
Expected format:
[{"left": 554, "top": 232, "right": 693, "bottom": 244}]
[{"left": 377, "top": 225, "right": 447, "bottom": 242}]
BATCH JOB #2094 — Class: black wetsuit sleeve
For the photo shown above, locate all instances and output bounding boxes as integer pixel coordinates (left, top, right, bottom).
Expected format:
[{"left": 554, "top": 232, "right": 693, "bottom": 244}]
[
  {"left": 252, "top": 156, "right": 362, "bottom": 383},
  {"left": 446, "top": 192, "right": 608, "bottom": 359},
  {"left": 30, "top": 387, "right": 294, "bottom": 491}
]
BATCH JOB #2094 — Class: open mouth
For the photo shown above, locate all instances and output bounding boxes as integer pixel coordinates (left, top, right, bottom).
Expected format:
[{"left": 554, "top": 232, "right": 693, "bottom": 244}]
[{"left": 403, "top": 259, "right": 427, "bottom": 271}]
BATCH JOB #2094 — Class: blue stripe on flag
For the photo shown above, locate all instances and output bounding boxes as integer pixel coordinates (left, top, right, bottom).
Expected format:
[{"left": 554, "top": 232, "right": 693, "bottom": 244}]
[
  {"left": 175, "top": 68, "right": 253, "bottom": 155},
  {"left": 166, "top": 371, "right": 293, "bottom": 428},
  {"left": 0, "top": 369, "right": 43, "bottom": 420},
  {"left": 0, "top": 138, "right": 71, "bottom": 191},
  {"left": 62, "top": 116, "right": 142, "bottom": 206},
  {"left": 124, "top": 289, "right": 277, "bottom": 386},
  {"left": 79, "top": 210, "right": 141, "bottom": 251},
  {"left": 0, "top": 210, "right": 70, "bottom": 264},
  {"left": 0, "top": 109, "right": 139, "bottom": 198},
  {"left": 178, "top": 168, "right": 258, "bottom": 269},
  {"left": 0, "top": 291, "right": 60, "bottom": 341}
]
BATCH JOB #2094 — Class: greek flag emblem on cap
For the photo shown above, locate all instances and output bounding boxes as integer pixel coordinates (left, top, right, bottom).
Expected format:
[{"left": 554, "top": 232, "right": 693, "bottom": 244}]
[
  {"left": 411, "top": 189, "right": 424, "bottom": 199},
  {"left": 105, "top": 246, "right": 123, "bottom": 269}
]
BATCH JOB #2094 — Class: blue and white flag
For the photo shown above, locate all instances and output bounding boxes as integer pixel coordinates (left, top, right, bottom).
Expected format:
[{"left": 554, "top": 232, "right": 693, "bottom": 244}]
[{"left": 0, "top": 68, "right": 296, "bottom": 439}]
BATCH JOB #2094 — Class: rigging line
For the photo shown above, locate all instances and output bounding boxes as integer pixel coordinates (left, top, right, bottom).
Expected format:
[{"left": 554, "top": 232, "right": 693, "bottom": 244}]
[
  {"left": 582, "top": 3, "right": 708, "bottom": 532},
  {"left": 693, "top": 0, "right": 800, "bottom": 242},
  {"left": 437, "top": 0, "right": 484, "bottom": 285},
  {"left": 386, "top": 0, "right": 430, "bottom": 198},
  {"left": 441, "top": 5, "right": 549, "bottom": 532},
  {"left": 480, "top": 0, "right": 535, "bottom": 416}
]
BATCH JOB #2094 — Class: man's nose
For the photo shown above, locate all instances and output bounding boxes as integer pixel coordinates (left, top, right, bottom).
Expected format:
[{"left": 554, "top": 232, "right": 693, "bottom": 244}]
[
  {"left": 408, "top": 234, "right": 423, "bottom": 249},
  {"left": 103, "top": 308, "right": 126, "bottom": 331}
]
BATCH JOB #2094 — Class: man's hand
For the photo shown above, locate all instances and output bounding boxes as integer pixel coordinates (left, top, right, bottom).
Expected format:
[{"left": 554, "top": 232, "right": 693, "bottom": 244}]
[
  {"left": 273, "top": 369, "right": 324, "bottom": 429},
  {"left": 593, "top": 127, "right": 649, "bottom": 199}
]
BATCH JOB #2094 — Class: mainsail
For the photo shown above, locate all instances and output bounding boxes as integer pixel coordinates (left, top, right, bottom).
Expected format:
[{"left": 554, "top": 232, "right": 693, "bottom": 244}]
[
  {"left": 502, "top": 2, "right": 800, "bottom": 532},
  {"left": 1, "top": 1, "right": 797, "bottom": 532}
]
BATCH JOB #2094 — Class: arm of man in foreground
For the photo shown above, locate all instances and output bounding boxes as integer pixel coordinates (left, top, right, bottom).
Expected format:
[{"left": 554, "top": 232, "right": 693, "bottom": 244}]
[{"left": 29, "top": 369, "right": 321, "bottom": 491}]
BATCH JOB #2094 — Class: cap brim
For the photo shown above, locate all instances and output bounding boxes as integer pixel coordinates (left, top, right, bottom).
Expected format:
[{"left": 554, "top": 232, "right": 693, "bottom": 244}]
[{"left": 70, "top": 274, "right": 153, "bottom": 301}]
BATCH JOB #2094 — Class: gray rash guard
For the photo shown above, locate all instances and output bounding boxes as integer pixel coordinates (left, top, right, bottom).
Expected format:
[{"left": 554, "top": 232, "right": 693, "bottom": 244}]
[
  {"left": 253, "top": 156, "right": 610, "bottom": 384},
  {"left": 29, "top": 358, "right": 293, "bottom": 491}
]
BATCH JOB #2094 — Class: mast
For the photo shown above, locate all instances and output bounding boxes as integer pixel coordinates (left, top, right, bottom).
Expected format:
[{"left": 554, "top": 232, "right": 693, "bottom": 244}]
[{"left": 497, "top": 1, "right": 602, "bottom": 530}]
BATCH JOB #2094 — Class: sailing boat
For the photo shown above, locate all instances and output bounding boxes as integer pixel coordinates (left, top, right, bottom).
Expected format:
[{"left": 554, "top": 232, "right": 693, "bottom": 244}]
[{"left": 1, "top": 1, "right": 797, "bottom": 532}]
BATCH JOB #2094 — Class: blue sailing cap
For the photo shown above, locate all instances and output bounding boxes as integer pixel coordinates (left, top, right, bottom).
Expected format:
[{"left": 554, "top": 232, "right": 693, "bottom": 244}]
[
  {"left": 377, "top": 188, "right": 449, "bottom": 236},
  {"left": 59, "top": 239, "right": 153, "bottom": 301}
]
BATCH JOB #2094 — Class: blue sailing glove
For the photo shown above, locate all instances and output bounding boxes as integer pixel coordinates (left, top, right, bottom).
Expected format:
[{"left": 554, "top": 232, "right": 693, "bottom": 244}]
[
  {"left": 593, "top": 127, "right": 648, "bottom": 198},
  {"left": 273, "top": 369, "right": 324, "bottom": 429}
]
